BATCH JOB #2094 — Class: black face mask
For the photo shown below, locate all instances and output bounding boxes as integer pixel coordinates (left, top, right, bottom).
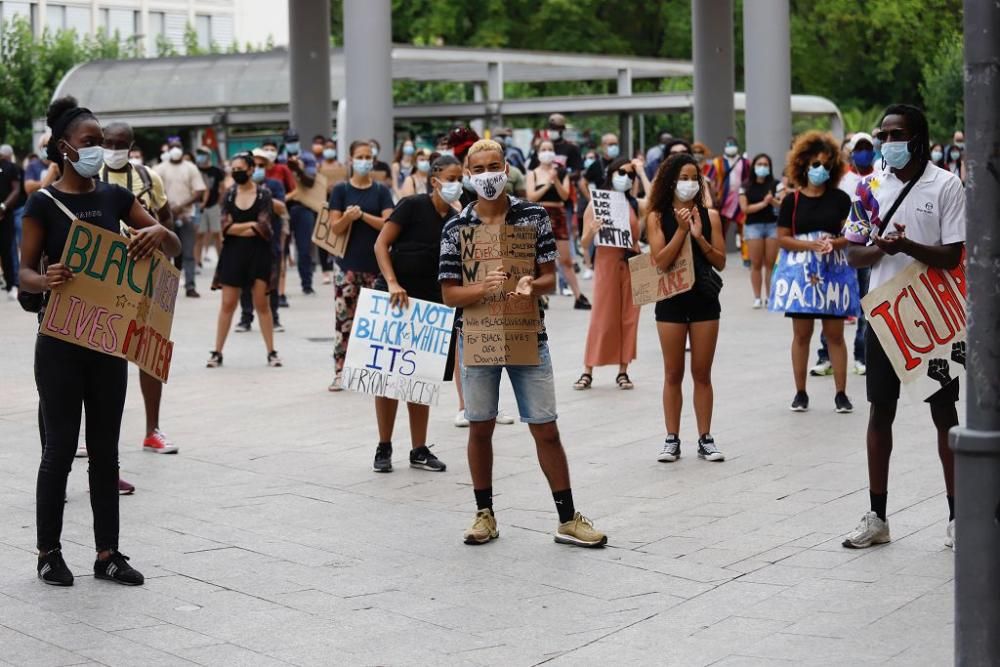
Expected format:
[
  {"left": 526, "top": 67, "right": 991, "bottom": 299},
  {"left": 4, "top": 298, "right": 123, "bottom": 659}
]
[{"left": 232, "top": 171, "right": 250, "bottom": 185}]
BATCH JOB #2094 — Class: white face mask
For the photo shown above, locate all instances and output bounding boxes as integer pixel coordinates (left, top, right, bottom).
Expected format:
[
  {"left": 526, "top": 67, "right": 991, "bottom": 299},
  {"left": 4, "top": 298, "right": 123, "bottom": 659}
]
[
  {"left": 438, "top": 180, "right": 463, "bottom": 203},
  {"left": 103, "top": 148, "right": 129, "bottom": 170},
  {"left": 724, "top": 144, "right": 739, "bottom": 158},
  {"left": 675, "top": 180, "right": 700, "bottom": 202},
  {"left": 168, "top": 147, "right": 183, "bottom": 162},
  {"left": 612, "top": 173, "right": 632, "bottom": 192},
  {"left": 128, "top": 157, "right": 144, "bottom": 167},
  {"left": 538, "top": 150, "right": 556, "bottom": 165},
  {"left": 263, "top": 149, "right": 278, "bottom": 163},
  {"left": 469, "top": 171, "right": 508, "bottom": 201}
]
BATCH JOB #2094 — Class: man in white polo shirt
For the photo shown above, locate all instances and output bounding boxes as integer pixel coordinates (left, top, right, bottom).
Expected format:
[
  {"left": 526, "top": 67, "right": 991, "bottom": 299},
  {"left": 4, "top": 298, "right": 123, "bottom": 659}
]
[{"left": 842, "top": 104, "right": 966, "bottom": 550}]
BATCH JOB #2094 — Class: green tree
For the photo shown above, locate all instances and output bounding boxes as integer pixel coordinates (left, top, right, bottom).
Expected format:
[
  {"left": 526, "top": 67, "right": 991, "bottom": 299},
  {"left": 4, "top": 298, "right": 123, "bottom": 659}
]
[{"left": 920, "top": 32, "right": 964, "bottom": 141}]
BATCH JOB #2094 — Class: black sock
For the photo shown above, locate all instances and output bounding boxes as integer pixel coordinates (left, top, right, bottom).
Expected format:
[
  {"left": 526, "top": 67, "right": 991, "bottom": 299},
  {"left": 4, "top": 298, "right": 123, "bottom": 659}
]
[
  {"left": 553, "top": 489, "right": 575, "bottom": 523},
  {"left": 870, "top": 492, "right": 888, "bottom": 521},
  {"left": 474, "top": 488, "right": 493, "bottom": 513},
  {"left": 947, "top": 495, "right": 955, "bottom": 521}
]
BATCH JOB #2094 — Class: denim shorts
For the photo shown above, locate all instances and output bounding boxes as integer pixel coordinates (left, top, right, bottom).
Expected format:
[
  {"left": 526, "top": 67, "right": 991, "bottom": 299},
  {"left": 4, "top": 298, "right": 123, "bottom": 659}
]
[
  {"left": 744, "top": 222, "right": 777, "bottom": 241},
  {"left": 459, "top": 337, "right": 558, "bottom": 424}
]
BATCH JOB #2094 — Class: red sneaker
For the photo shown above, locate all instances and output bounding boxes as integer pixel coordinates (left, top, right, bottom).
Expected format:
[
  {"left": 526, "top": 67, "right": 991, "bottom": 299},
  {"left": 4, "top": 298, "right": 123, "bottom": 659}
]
[
  {"left": 118, "top": 478, "right": 135, "bottom": 495},
  {"left": 142, "top": 430, "right": 179, "bottom": 454}
]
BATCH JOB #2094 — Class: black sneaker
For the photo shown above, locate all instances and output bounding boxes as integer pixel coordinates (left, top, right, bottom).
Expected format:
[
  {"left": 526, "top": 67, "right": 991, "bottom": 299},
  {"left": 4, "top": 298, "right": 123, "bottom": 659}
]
[
  {"left": 94, "top": 551, "right": 144, "bottom": 586},
  {"left": 835, "top": 392, "right": 854, "bottom": 414},
  {"left": 235, "top": 321, "right": 251, "bottom": 333},
  {"left": 697, "top": 434, "right": 725, "bottom": 461},
  {"left": 278, "top": 294, "right": 290, "bottom": 308},
  {"left": 206, "top": 351, "right": 223, "bottom": 368},
  {"left": 37, "top": 549, "right": 74, "bottom": 586},
  {"left": 574, "top": 295, "right": 592, "bottom": 310},
  {"left": 410, "top": 445, "right": 446, "bottom": 472},
  {"left": 373, "top": 443, "right": 393, "bottom": 473},
  {"left": 657, "top": 435, "right": 681, "bottom": 462},
  {"left": 539, "top": 296, "right": 549, "bottom": 310},
  {"left": 303, "top": 287, "right": 316, "bottom": 296},
  {"left": 790, "top": 391, "right": 809, "bottom": 412},
  {"left": 267, "top": 350, "right": 283, "bottom": 367}
]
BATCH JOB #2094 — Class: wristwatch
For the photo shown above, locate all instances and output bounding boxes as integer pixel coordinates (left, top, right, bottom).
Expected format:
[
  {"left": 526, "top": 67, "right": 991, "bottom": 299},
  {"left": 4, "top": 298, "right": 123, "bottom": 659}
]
[{"left": 0, "top": 202, "right": 6, "bottom": 212}]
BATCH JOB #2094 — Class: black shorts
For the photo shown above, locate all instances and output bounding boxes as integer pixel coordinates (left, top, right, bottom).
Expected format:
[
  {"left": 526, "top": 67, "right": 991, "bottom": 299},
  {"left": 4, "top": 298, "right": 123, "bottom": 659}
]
[
  {"left": 654, "top": 290, "right": 721, "bottom": 324},
  {"left": 865, "top": 328, "right": 959, "bottom": 404}
]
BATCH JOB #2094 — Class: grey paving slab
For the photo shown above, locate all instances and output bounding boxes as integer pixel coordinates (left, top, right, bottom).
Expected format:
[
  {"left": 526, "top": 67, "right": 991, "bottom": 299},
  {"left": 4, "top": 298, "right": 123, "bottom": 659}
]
[{"left": 0, "top": 259, "right": 958, "bottom": 664}]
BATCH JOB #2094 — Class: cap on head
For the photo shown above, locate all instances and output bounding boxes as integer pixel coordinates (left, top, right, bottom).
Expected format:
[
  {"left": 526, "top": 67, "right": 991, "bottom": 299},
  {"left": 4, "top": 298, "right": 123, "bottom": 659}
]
[
  {"left": 196, "top": 145, "right": 211, "bottom": 155},
  {"left": 0, "top": 144, "right": 13, "bottom": 159},
  {"left": 548, "top": 113, "right": 567, "bottom": 130},
  {"left": 283, "top": 129, "right": 299, "bottom": 143},
  {"left": 251, "top": 147, "right": 272, "bottom": 163},
  {"left": 848, "top": 132, "right": 874, "bottom": 151}
]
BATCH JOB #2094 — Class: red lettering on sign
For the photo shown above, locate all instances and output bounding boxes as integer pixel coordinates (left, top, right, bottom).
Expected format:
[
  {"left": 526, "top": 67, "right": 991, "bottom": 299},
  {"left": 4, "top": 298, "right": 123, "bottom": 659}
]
[
  {"left": 870, "top": 298, "right": 923, "bottom": 371},
  {"left": 908, "top": 282, "right": 955, "bottom": 347}
]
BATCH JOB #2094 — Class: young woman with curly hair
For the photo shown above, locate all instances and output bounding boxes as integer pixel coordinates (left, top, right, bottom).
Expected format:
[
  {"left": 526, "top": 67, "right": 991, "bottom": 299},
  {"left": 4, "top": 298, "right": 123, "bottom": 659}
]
[
  {"left": 776, "top": 131, "right": 854, "bottom": 414},
  {"left": 646, "top": 154, "right": 727, "bottom": 464}
]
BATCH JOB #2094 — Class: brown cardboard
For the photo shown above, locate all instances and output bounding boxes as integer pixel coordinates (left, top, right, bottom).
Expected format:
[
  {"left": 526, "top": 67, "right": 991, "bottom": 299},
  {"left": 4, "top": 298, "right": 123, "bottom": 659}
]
[
  {"left": 311, "top": 206, "right": 350, "bottom": 258},
  {"left": 460, "top": 224, "right": 541, "bottom": 365},
  {"left": 40, "top": 219, "right": 180, "bottom": 383},
  {"left": 628, "top": 235, "right": 695, "bottom": 306}
]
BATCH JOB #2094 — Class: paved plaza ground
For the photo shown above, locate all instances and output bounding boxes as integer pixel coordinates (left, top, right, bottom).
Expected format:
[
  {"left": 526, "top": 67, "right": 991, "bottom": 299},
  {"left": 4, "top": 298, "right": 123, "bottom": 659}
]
[{"left": 0, "top": 257, "right": 956, "bottom": 666}]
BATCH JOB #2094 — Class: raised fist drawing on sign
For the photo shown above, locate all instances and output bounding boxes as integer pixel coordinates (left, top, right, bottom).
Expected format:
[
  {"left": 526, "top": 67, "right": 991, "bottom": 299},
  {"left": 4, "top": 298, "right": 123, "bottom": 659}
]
[
  {"left": 951, "top": 342, "right": 966, "bottom": 367},
  {"left": 927, "top": 359, "right": 953, "bottom": 387}
]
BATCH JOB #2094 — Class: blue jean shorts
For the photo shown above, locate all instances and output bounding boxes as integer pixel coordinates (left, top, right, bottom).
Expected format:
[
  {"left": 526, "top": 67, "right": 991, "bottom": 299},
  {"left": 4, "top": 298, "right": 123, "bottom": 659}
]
[
  {"left": 744, "top": 222, "right": 777, "bottom": 241},
  {"left": 459, "top": 337, "right": 558, "bottom": 424}
]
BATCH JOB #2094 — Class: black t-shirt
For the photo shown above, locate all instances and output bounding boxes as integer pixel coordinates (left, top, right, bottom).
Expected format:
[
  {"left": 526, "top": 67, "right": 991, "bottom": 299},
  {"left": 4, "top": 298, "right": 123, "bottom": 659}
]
[
  {"left": 385, "top": 193, "right": 452, "bottom": 299},
  {"left": 328, "top": 181, "right": 395, "bottom": 273},
  {"left": 22, "top": 183, "right": 135, "bottom": 263},
  {"left": 199, "top": 166, "right": 225, "bottom": 208},
  {"left": 0, "top": 160, "right": 21, "bottom": 207},
  {"left": 777, "top": 188, "right": 850, "bottom": 236},
  {"left": 744, "top": 179, "right": 778, "bottom": 224},
  {"left": 528, "top": 139, "right": 584, "bottom": 174}
]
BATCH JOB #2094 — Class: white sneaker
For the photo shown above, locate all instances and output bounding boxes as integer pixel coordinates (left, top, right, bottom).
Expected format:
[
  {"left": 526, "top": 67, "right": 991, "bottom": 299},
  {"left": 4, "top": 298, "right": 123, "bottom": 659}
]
[
  {"left": 842, "top": 511, "right": 891, "bottom": 549},
  {"left": 327, "top": 374, "right": 344, "bottom": 392},
  {"left": 809, "top": 360, "right": 833, "bottom": 377},
  {"left": 453, "top": 411, "right": 470, "bottom": 428},
  {"left": 560, "top": 287, "right": 573, "bottom": 297},
  {"left": 752, "top": 298, "right": 763, "bottom": 309},
  {"left": 6, "top": 289, "right": 16, "bottom": 302},
  {"left": 74, "top": 445, "right": 88, "bottom": 458},
  {"left": 496, "top": 410, "right": 516, "bottom": 425},
  {"left": 854, "top": 361, "right": 867, "bottom": 376},
  {"left": 945, "top": 520, "right": 955, "bottom": 550},
  {"left": 581, "top": 268, "right": 594, "bottom": 280}
]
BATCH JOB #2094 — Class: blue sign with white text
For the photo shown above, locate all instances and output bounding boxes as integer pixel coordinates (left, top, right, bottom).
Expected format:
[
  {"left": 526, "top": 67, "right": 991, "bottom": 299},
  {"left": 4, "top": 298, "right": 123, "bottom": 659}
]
[{"left": 769, "top": 232, "right": 860, "bottom": 317}]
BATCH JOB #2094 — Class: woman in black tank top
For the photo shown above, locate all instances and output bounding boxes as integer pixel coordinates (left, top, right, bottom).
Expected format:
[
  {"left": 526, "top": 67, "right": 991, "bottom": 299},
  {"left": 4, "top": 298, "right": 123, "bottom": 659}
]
[{"left": 646, "top": 154, "right": 727, "bottom": 464}]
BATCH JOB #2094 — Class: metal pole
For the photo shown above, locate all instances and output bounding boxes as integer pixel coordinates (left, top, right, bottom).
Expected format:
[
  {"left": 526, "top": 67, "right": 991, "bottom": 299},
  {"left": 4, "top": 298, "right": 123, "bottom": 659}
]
[
  {"left": 742, "top": 0, "right": 791, "bottom": 176},
  {"left": 487, "top": 62, "right": 504, "bottom": 130},
  {"left": 342, "top": 0, "right": 394, "bottom": 153},
  {"left": 617, "top": 68, "right": 634, "bottom": 158},
  {"left": 288, "top": 1, "right": 332, "bottom": 142},
  {"left": 952, "top": 1, "right": 1000, "bottom": 664},
  {"left": 691, "top": 0, "right": 735, "bottom": 154}
]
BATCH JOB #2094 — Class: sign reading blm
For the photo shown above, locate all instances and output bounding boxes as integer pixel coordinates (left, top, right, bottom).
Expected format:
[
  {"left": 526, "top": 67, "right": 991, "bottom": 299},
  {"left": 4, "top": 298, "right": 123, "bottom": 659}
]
[
  {"left": 862, "top": 252, "right": 967, "bottom": 402},
  {"left": 591, "top": 188, "right": 633, "bottom": 249},
  {"left": 460, "top": 224, "right": 541, "bottom": 366},
  {"left": 341, "top": 288, "right": 456, "bottom": 406},
  {"left": 41, "top": 219, "right": 180, "bottom": 383}
]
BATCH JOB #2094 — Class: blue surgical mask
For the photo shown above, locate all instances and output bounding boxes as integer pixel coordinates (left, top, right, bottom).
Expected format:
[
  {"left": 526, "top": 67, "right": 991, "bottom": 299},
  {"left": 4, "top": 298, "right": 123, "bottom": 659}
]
[
  {"left": 754, "top": 165, "right": 770, "bottom": 179},
  {"left": 880, "top": 141, "right": 911, "bottom": 170},
  {"left": 807, "top": 164, "right": 830, "bottom": 186},
  {"left": 872, "top": 138, "right": 882, "bottom": 161},
  {"left": 353, "top": 158, "right": 373, "bottom": 175},
  {"left": 583, "top": 157, "right": 595, "bottom": 170},
  {"left": 402, "top": 144, "right": 415, "bottom": 156},
  {"left": 438, "top": 181, "right": 463, "bottom": 203},
  {"left": 612, "top": 173, "right": 632, "bottom": 192},
  {"left": 439, "top": 149, "right": 454, "bottom": 157},
  {"left": 323, "top": 148, "right": 336, "bottom": 160},
  {"left": 852, "top": 150, "right": 874, "bottom": 169},
  {"left": 416, "top": 159, "right": 430, "bottom": 173},
  {"left": 931, "top": 150, "right": 944, "bottom": 163},
  {"left": 285, "top": 142, "right": 300, "bottom": 156},
  {"left": 64, "top": 143, "right": 104, "bottom": 178},
  {"left": 251, "top": 167, "right": 266, "bottom": 183},
  {"left": 606, "top": 144, "right": 620, "bottom": 159},
  {"left": 462, "top": 174, "right": 474, "bottom": 191},
  {"left": 195, "top": 154, "right": 209, "bottom": 166}
]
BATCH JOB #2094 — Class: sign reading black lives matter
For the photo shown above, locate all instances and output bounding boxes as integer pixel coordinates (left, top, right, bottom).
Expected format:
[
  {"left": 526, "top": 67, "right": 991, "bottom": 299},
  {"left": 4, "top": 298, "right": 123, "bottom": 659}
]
[
  {"left": 590, "top": 188, "right": 633, "bottom": 249},
  {"left": 460, "top": 224, "right": 541, "bottom": 366}
]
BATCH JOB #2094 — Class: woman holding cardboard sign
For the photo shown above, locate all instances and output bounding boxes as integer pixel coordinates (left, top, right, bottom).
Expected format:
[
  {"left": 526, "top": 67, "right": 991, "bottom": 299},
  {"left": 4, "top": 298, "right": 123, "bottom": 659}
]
[
  {"left": 19, "top": 96, "right": 180, "bottom": 587},
  {"left": 327, "top": 140, "right": 395, "bottom": 392},
  {"left": 368, "top": 155, "right": 463, "bottom": 473},
  {"left": 574, "top": 158, "right": 641, "bottom": 391},
  {"left": 646, "top": 154, "right": 727, "bottom": 464}
]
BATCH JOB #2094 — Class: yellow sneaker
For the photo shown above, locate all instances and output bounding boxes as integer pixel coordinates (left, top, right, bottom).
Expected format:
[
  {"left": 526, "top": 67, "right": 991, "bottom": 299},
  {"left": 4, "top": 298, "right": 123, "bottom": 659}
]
[
  {"left": 555, "top": 512, "right": 607, "bottom": 548},
  {"left": 463, "top": 509, "right": 498, "bottom": 545}
]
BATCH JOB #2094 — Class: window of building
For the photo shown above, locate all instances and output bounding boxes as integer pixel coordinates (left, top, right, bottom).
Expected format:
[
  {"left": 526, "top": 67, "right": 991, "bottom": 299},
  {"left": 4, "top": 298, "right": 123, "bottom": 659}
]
[
  {"left": 0, "top": 1, "right": 33, "bottom": 31},
  {"left": 147, "top": 10, "right": 165, "bottom": 54},
  {"left": 195, "top": 13, "right": 210, "bottom": 50},
  {"left": 65, "top": 5, "right": 89, "bottom": 34},
  {"left": 46, "top": 4, "right": 66, "bottom": 31}
]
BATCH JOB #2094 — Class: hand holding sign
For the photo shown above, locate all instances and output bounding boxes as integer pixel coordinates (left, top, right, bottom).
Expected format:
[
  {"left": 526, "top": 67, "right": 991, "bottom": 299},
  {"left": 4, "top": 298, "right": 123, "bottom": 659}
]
[
  {"left": 127, "top": 225, "right": 170, "bottom": 261},
  {"left": 387, "top": 279, "right": 409, "bottom": 310},
  {"left": 481, "top": 266, "right": 508, "bottom": 297},
  {"left": 45, "top": 263, "right": 73, "bottom": 289},
  {"left": 508, "top": 275, "right": 534, "bottom": 298}
]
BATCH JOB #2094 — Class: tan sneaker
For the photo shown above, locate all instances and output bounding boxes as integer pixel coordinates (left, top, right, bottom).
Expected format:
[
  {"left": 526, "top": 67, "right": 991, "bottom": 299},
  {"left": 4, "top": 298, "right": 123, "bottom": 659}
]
[
  {"left": 463, "top": 509, "right": 498, "bottom": 545},
  {"left": 555, "top": 512, "right": 607, "bottom": 548}
]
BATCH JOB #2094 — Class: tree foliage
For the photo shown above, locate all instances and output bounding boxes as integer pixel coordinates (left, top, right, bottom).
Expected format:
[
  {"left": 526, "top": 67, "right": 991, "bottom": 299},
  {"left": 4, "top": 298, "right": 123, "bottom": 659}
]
[{"left": 919, "top": 32, "right": 964, "bottom": 141}]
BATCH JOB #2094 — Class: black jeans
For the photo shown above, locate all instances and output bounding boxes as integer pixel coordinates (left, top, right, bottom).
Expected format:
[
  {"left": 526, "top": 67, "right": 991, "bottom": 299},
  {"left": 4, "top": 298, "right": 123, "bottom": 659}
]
[
  {"left": 0, "top": 212, "right": 16, "bottom": 291},
  {"left": 35, "top": 335, "right": 127, "bottom": 552},
  {"left": 239, "top": 285, "right": 280, "bottom": 326}
]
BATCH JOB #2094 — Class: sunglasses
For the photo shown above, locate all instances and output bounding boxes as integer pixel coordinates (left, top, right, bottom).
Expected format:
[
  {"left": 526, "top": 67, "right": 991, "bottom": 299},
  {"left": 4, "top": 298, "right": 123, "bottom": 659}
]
[
  {"left": 616, "top": 168, "right": 634, "bottom": 177},
  {"left": 810, "top": 160, "right": 829, "bottom": 169},
  {"left": 874, "top": 129, "right": 908, "bottom": 142}
]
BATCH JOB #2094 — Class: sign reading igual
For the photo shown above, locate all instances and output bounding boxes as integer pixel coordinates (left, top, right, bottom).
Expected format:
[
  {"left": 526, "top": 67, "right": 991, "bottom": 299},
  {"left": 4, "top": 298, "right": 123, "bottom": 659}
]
[{"left": 861, "top": 250, "right": 967, "bottom": 401}]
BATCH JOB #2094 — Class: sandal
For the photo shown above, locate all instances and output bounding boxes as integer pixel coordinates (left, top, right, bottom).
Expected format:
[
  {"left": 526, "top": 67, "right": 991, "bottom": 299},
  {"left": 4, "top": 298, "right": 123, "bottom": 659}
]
[
  {"left": 616, "top": 373, "right": 634, "bottom": 390},
  {"left": 573, "top": 373, "right": 593, "bottom": 390}
]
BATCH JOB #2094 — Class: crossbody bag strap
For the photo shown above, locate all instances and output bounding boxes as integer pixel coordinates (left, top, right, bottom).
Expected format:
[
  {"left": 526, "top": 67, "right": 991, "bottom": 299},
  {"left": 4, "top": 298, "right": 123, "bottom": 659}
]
[
  {"left": 876, "top": 161, "right": 928, "bottom": 236},
  {"left": 37, "top": 188, "right": 79, "bottom": 223},
  {"left": 792, "top": 190, "right": 800, "bottom": 237}
]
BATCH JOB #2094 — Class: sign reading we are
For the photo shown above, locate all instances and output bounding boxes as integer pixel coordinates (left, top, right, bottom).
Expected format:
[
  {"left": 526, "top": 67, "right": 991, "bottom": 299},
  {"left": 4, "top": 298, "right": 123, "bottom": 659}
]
[
  {"left": 460, "top": 224, "right": 540, "bottom": 366},
  {"left": 41, "top": 219, "right": 180, "bottom": 383}
]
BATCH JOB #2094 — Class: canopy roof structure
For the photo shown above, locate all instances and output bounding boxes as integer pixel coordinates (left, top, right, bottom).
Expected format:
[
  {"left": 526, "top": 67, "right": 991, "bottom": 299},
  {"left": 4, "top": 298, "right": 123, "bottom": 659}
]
[{"left": 51, "top": 44, "right": 841, "bottom": 134}]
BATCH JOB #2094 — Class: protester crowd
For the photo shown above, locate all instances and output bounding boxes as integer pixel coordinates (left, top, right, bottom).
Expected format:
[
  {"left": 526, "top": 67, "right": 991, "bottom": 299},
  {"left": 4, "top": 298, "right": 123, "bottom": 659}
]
[{"left": 1, "top": 100, "right": 966, "bottom": 586}]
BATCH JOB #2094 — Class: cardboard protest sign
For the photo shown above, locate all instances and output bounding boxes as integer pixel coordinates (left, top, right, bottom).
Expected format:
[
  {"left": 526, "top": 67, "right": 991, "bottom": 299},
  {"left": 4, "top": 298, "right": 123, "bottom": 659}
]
[
  {"left": 460, "top": 224, "right": 541, "bottom": 366},
  {"left": 862, "top": 252, "right": 967, "bottom": 402},
  {"left": 342, "top": 289, "right": 456, "bottom": 406},
  {"left": 768, "top": 232, "right": 860, "bottom": 317},
  {"left": 311, "top": 207, "right": 350, "bottom": 258},
  {"left": 41, "top": 219, "right": 180, "bottom": 383},
  {"left": 627, "top": 236, "right": 695, "bottom": 306},
  {"left": 590, "top": 188, "right": 633, "bottom": 249}
]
